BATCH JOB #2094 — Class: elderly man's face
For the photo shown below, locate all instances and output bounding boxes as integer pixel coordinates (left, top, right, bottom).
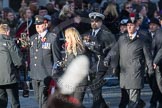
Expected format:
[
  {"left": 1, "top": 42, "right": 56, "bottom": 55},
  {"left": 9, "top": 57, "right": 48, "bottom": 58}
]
[
  {"left": 90, "top": 19, "right": 102, "bottom": 29},
  {"left": 127, "top": 23, "right": 136, "bottom": 35},
  {"left": 149, "top": 23, "right": 160, "bottom": 32}
]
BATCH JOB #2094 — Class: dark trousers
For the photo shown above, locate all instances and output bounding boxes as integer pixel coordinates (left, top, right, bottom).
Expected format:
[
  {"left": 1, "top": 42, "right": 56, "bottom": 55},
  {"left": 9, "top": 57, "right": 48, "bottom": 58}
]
[
  {"left": 0, "top": 83, "right": 20, "bottom": 108},
  {"left": 127, "top": 89, "right": 146, "bottom": 108},
  {"left": 90, "top": 73, "right": 109, "bottom": 108},
  {"left": 148, "top": 66, "right": 162, "bottom": 107},
  {"left": 119, "top": 88, "right": 129, "bottom": 108},
  {"left": 119, "top": 88, "right": 145, "bottom": 108},
  {"left": 32, "top": 80, "right": 47, "bottom": 108}
]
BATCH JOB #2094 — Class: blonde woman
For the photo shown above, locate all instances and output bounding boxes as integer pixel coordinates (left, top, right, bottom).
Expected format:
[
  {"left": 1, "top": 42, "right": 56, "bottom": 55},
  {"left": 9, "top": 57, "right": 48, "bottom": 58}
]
[
  {"left": 59, "top": 4, "right": 73, "bottom": 21},
  {"left": 65, "top": 27, "right": 85, "bottom": 57},
  {"left": 103, "top": 2, "right": 119, "bottom": 34},
  {"left": 64, "top": 27, "right": 88, "bottom": 104}
]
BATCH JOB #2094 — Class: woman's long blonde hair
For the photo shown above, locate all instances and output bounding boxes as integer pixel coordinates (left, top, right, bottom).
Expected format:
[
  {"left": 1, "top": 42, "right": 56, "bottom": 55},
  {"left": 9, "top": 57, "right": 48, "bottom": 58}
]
[
  {"left": 103, "top": 2, "right": 118, "bottom": 18},
  {"left": 59, "top": 4, "right": 71, "bottom": 20},
  {"left": 64, "top": 27, "right": 85, "bottom": 56}
]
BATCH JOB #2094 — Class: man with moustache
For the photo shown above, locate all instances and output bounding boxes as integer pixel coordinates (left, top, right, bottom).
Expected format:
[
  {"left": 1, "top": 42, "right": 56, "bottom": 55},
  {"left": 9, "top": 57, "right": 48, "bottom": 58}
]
[{"left": 84, "top": 12, "right": 116, "bottom": 108}]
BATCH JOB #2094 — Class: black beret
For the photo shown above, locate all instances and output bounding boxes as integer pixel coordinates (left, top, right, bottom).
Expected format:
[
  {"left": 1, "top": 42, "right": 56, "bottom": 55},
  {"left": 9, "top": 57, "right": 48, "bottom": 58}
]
[{"left": 149, "top": 18, "right": 161, "bottom": 27}]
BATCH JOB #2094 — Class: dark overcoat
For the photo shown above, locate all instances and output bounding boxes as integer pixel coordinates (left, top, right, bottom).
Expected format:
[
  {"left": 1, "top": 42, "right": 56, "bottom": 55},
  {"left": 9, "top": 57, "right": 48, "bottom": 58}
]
[
  {"left": 87, "top": 29, "right": 116, "bottom": 73},
  {"left": 111, "top": 33, "right": 153, "bottom": 89},
  {"left": 152, "top": 29, "right": 162, "bottom": 65}
]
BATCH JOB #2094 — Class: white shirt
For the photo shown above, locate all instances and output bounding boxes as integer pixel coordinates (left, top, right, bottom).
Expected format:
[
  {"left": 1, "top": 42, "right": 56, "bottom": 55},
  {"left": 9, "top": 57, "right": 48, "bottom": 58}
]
[
  {"left": 39, "top": 30, "right": 48, "bottom": 38},
  {"left": 92, "top": 28, "right": 101, "bottom": 37},
  {"left": 129, "top": 31, "right": 137, "bottom": 40}
]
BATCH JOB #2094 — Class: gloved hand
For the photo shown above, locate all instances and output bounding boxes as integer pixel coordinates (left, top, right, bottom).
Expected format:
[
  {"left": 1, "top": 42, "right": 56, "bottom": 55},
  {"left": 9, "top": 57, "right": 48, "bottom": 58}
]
[
  {"left": 104, "top": 60, "right": 109, "bottom": 67},
  {"left": 148, "top": 68, "right": 155, "bottom": 78}
]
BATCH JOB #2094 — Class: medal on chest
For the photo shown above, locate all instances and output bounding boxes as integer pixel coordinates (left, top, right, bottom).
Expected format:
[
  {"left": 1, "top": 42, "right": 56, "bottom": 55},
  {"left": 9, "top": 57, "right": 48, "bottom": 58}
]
[{"left": 42, "top": 42, "right": 51, "bottom": 49}]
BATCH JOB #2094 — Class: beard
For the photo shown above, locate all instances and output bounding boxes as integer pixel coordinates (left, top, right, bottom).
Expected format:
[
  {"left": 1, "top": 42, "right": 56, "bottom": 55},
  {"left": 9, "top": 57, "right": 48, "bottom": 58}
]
[{"left": 91, "top": 24, "right": 98, "bottom": 29}]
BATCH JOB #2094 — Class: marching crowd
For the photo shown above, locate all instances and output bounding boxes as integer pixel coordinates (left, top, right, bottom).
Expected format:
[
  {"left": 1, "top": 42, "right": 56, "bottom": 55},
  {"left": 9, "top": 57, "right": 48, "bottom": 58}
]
[{"left": 0, "top": 0, "right": 162, "bottom": 108}]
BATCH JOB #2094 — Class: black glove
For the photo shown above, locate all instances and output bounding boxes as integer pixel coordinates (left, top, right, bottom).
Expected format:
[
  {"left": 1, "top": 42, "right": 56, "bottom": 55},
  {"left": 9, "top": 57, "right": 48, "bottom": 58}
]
[{"left": 148, "top": 68, "right": 155, "bottom": 78}]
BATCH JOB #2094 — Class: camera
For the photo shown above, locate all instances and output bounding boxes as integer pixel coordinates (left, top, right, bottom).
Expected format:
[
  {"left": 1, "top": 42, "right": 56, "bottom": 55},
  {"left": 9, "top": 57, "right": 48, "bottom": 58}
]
[{"left": 20, "top": 33, "right": 30, "bottom": 48}]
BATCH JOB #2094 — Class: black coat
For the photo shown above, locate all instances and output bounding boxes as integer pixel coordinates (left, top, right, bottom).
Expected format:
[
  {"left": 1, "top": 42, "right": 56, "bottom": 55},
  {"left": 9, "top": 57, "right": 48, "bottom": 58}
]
[
  {"left": 64, "top": 50, "right": 88, "bottom": 86},
  {"left": 86, "top": 29, "right": 116, "bottom": 73},
  {"left": 152, "top": 29, "right": 162, "bottom": 66},
  {"left": 106, "top": 33, "right": 153, "bottom": 89},
  {"left": 30, "top": 32, "right": 62, "bottom": 80}
]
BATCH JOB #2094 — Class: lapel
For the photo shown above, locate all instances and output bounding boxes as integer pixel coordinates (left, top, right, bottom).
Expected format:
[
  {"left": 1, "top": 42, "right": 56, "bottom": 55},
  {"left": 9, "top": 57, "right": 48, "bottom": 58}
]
[{"left": 95, "top": 29, "right": 102, "bottom": 42}]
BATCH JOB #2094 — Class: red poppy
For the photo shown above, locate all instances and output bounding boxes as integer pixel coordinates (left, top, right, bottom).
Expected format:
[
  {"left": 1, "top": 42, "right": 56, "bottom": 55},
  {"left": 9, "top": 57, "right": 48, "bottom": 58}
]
[
  {"left": 129, "top": 13, "right": 135, "bottom": 17},
  {"left": 41, "top": 37, "right": 47, "bottom": 43}
]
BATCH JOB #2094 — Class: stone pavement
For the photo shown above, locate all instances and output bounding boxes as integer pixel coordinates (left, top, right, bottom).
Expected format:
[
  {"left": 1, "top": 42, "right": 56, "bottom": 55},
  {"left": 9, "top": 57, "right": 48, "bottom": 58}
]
[{"left": 7, "top": 84, "right": 152, "bottom": 108}]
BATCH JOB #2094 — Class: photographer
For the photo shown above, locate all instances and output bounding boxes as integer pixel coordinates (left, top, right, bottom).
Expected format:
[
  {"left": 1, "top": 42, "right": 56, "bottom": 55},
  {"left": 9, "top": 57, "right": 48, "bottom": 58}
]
[{"left": 0, "top": 19, "right": 22, "bottom": 108}]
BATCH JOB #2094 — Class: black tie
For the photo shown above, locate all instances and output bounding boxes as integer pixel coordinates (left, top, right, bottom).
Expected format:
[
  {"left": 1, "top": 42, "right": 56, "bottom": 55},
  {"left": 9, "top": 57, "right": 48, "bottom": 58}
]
[{"left": 92, "top": 31, "right": 95, "bottom": 37}]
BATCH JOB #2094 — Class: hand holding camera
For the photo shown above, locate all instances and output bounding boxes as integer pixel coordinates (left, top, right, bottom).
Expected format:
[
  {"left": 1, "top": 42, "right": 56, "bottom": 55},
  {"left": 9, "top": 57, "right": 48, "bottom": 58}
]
[{"left": 19, "top": 33, "right": 30, "bottom": 48}]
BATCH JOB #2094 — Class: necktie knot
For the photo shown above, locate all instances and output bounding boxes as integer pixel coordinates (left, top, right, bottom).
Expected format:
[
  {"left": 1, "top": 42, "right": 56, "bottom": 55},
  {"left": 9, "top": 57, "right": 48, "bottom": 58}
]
[{"left": 129, "top": 35, "right": 133, "bottom": 39}]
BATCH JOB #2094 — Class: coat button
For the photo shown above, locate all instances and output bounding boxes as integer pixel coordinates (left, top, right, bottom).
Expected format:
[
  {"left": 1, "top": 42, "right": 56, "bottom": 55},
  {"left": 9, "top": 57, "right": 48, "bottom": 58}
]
[
  {"left": 34, "top": 64, "right": 36, "bottom": 66},
  {"left": 36, "top": 49, "right": 38, "bottom": 52},
  {"left": 35, "top": 56, "right": 37, "bottom": 59}
]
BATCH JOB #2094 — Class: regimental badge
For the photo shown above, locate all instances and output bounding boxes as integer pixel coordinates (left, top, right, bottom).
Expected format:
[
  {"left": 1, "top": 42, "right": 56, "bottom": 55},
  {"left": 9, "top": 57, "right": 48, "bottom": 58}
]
[{"left": 42, "top": 42, "right": 51, "bottom": 49}]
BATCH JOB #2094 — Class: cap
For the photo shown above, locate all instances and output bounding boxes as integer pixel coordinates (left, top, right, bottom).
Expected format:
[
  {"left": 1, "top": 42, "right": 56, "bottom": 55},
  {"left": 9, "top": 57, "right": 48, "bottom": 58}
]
[
  {"left": 34, "top": 15, "right": 47, "bottom": 25},
  {"left": 149, "top": 18, "right": 161, "bottom": 27},
  {"left": 44, "top": 15, "right": 51, "bottom": 21},
  {"left": 120, "top": 19, "right": 128, "bottom": 25},
  {"left": 89, "top": 12, "right": 105, "bottom": 20}
]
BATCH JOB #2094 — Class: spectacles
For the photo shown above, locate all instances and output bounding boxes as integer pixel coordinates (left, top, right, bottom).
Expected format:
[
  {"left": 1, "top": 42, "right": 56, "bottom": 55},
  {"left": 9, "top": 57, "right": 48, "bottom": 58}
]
[{"left": 126, "top": 6, "right": 133, "bottom": 9}]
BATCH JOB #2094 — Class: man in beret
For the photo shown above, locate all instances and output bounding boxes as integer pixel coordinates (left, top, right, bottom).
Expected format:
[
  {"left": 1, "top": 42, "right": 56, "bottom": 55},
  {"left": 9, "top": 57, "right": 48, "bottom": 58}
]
[
  {"left": 151, "top": 17, "right": 162, "bottom": 108},
  {"left": 85, "top": 12, "right": 116, "bottom": 108},
  {"left": 115, "top": 18, "right": 128, "bottom": 40},
  {"left": 141, "top": 17, "right": 162, "bottom": 108},
  {"left": 104, "top": 16, "right": 154, "bottom": 108},
  {"left": 29, "top": 15, "right": 61, "bottom": 108}
]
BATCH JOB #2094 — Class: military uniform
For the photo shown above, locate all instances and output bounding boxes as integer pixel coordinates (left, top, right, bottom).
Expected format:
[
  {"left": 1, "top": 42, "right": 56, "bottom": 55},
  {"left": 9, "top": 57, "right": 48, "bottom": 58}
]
[
  {"left": 0, "top": 34, "right": 22, "bottom": 108},
  {"left": 85, "top": 12, "right": 116, "bottom": 108},
  {"left": 30, "top": 15, "right": 61, "bottom": 108}
]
